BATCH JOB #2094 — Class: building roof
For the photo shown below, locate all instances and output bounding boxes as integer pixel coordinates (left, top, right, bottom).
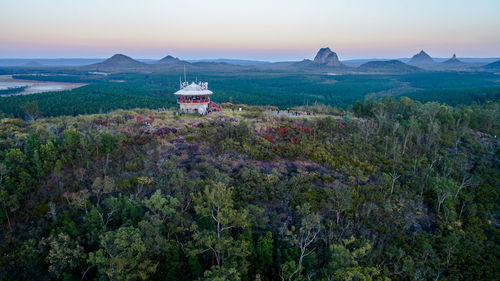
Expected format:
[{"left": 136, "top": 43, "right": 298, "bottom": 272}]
[{"left": 174, "top": 82, "right": 213, "bottom": 96}]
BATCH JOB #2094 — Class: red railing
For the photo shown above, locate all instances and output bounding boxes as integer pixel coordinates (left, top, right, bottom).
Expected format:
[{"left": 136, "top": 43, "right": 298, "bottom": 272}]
[{"left": 177, "top": 98, "right": 210, "bottom": 104}]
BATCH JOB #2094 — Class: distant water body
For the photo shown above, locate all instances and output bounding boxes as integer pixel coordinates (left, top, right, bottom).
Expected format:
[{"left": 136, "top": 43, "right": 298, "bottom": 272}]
[{"left": 0, "top": 75, "right": 87, "bottom": 96}]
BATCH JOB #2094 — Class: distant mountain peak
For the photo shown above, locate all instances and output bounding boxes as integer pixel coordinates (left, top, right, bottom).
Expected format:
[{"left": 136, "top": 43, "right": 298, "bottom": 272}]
[
  {"left": 409, "top": 50, "right": 435, "bottom": 65},
  {"left": 84, "top": 53, "right": 145, "bottom": 70},
  {"left": 313, "top": 47, "right": 343, "bottom": 67},
  {"left": 157, "top": 55, "right": 181, "bottom": 64},
  {"left": 443, "top": 53, "right": 463, "bottom": 64},
  {"left": 105, "top": 54, "right": 142, "bottom": 65}
]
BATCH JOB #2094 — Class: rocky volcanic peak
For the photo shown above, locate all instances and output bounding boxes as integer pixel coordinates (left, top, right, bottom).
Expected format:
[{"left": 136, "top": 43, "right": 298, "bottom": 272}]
[
  {"left": 443, "top": 54, "right": 463, "bottom": 64},
  {"left": 313, "top": 47, "right": 343, "bottom": 67},
  {"left": 409, "top": 50, "right": 435, "bottom": 65}
]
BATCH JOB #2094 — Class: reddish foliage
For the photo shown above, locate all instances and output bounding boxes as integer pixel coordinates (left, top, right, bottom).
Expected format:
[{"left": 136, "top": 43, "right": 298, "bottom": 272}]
[
  {"left": 278, "top": 127, "right": 287, "bottom": 137},
  {"left": 263, "top": 134, "right": 274, "bottom": 143},
  {"left": 97, "top": 119, "right": 109, "bottom": 126},
  {"left": 289, "top": 136, "right": 301, "bottom": 145},
  {"left": 292, "top": 123, "right": 312, "bottom": 135}
]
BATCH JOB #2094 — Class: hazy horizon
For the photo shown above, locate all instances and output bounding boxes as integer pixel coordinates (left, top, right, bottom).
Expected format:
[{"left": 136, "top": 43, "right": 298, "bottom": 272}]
[{"left": 1, "top": 0, "right": 500, "bottom": 61}]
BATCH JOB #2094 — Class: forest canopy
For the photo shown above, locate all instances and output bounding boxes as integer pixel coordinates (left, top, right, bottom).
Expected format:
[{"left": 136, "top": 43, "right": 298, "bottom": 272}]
[{"left": 0, "top": 97, "right": 498, "bottom": 280}]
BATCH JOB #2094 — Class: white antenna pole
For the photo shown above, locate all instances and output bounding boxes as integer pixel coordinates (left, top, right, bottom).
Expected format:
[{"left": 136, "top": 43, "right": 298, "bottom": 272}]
[{"left": 184, "top": 64, "right": 186, "bottom": 83}]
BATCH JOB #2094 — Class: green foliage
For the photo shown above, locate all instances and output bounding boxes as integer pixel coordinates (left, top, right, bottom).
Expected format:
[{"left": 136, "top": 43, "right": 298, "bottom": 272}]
[
  {"left": 1, "top": 71, "right": 499, "bottom": 119},
  {"left": 0, "top": 86, "right": 27, "bottom": 96},
  {"left": 40, "top": 232, "right": 85, "bottom": 279},
  {"left": 88, "top": 226, "right": 157, "bottom": 281},
  {"left": 321, "top": 237, "right": 384, "bottom": 281},
  {"left": 0, "top": 98, "right": 498, "bottom": 281}
]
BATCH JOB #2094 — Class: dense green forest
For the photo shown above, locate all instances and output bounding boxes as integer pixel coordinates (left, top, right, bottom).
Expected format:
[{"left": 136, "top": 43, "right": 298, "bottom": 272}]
[
  {"left": 1, "top": 71, "right": 500, "bottom": 118},
  {"left": 0, "top": 97, "right": 498, "bottom": 280}
]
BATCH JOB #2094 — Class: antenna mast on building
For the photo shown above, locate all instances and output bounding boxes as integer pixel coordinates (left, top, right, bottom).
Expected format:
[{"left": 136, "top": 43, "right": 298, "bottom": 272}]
[{"left": 183, "top": 64, "right": 186, "bottom": 83}]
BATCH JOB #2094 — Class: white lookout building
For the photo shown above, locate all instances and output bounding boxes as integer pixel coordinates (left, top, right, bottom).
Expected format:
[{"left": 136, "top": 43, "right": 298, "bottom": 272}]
[{"left": 174, "top": 81, "right": 213, "bottom": 114}]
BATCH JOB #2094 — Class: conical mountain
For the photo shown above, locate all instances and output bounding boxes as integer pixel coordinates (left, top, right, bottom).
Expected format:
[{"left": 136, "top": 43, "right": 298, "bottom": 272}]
[
  {"left": 100, "top": 54, "right": 145, "bottom": 67},
  {"left": 82, "top": 54, "right": 147, "bottom": 71},
  {"left": 443, "top": 54, "right": 463, "bottom": 65},
  {"left": 156, "top": 55, "right": 182, "bottom": 64},
  {"left": 408, "top": 50, "right": 435, "bottom": 65}
]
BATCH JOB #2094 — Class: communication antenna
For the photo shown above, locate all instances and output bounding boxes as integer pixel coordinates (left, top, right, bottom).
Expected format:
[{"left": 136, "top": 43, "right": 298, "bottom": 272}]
[
  {"left": 179, "top": 76, "right": 181, "bottom": 89},
  {"left": 183, "top": 64, "right": 186, "bottom": 83}
]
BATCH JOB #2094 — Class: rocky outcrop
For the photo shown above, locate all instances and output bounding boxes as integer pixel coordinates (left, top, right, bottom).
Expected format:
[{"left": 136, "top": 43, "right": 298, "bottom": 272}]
[
  {"left": 443, "top": 54, "right": 463, "bottom": 64},
  {"left": 313, "top": 47, "right": 343, "bottom": 67}
]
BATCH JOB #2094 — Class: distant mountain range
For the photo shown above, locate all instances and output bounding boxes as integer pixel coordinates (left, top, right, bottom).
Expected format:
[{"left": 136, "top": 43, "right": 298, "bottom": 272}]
[
  {"left": 1, "top": 48, "right": 499, "bottom": 74},
  {"left": 187, "top": 58, "right": 271, "bottom": 65}
]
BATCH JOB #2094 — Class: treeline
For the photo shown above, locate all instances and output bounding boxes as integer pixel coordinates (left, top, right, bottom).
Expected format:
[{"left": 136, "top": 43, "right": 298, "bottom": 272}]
[
  {"left": 0, "top": 86, "right": 27, "bottom": 96},
  {"left": 2, "top": 71, "right": 500, "bottom": 119},
  {"left": 0, "top": 82, "right": 177, "bottom": 118},
  {"left": 12, "top": 74, "right": 104, "bottom": 83},
  {"left": 0, "top": 97, "right": 498, "bottom": 280}
]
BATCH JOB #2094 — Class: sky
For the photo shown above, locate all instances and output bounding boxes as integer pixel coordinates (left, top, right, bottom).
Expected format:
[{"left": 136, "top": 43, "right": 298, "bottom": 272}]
[{"left": 1, "top": 0, "right": 499, "bottom": 61}]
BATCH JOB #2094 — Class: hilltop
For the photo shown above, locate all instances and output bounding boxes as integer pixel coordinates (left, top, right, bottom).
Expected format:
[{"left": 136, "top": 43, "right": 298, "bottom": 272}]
[
  {"left": 483, "top": 59, "right": 500, "bottom": 70},
  {"left": 357, "top": 60, "right": 421, "bottom": 73},
  {"left": 443, "top": 54, "right": 463, "bottom": 65},
  {"left": 156, "top": 55, "right": 183, "bottom": 64},
  {"left": 408, "top": 50, "right": 435, "bottom": 65},
  {"left": 82, "top": 54, "right": 147, "bottom": 71}
]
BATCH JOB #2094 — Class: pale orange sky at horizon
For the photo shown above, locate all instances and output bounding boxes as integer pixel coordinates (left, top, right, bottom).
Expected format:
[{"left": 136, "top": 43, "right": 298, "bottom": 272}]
[{"left": 1, "top": 0, "right": 499, "bottom": 60}]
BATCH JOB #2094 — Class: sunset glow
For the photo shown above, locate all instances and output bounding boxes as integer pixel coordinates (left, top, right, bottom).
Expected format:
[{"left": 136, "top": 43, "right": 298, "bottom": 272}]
[{"left": 1, "top": 0, "right": 499, "bottom": 60}]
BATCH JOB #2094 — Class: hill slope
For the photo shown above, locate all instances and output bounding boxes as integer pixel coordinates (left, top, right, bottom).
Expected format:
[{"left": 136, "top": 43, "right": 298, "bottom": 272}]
[
  {"left": 358, "top": 60, "right": 421, "bottom": 73},
  {"left": 82, "top": 54, "right": 147, "bottom": 71},
  {"left": 483, "top": 59, "right": 500, "bottom": 70},
  {"left": 0, "top": 98, "right": 498, "bottom": 281},
  {"left": 408, "top": 50, "right": 435, "bottom": 65}
]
